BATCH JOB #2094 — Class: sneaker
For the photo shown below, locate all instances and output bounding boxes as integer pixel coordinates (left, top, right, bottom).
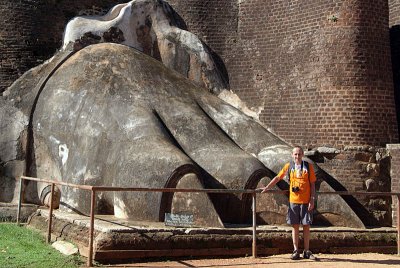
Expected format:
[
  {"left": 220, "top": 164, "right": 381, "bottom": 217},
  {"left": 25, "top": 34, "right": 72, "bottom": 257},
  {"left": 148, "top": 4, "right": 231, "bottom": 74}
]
[
  {"left": 303, "top": 250, "right": 316, "bottom": 260},
  {"left": 290, "top": 250, "right": 301, "bottom": 260}
]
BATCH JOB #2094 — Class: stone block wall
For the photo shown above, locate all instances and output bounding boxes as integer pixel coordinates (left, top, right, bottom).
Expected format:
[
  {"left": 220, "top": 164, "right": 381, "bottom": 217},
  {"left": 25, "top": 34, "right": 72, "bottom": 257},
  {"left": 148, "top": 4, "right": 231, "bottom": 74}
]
[
  {"left": 310, "top": 147, "right": 393, "bottom": 226},
  {"left": 387, "top": 144, "right": 400, "bottom": 226}
]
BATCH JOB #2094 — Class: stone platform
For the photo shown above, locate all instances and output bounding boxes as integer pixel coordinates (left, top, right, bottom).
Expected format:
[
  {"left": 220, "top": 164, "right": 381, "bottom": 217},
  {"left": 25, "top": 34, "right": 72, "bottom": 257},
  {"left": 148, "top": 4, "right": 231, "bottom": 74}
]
[
  {"left": 21, "top": 207, "right": 397, "bottom": 263},
  {"left": 0, "top": 202, "right": 39, "bottom": 222}
]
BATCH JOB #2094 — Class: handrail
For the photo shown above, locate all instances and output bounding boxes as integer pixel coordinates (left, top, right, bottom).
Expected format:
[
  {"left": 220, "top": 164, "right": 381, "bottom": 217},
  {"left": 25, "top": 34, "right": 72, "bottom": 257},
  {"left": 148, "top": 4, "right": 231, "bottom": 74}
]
[{"left": 16, "top": 175, "right": 400, "bottom": 267}]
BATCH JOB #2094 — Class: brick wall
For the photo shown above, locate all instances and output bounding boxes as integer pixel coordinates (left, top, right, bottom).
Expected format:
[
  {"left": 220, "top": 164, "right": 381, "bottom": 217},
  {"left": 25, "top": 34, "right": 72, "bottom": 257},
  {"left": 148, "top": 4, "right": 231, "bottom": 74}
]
[
  {"left": 0, "top": 0, "right": 398, "bottom": 147},
  {"left": 170, "top": 0, "right": 399, "bottom": 148},
  {"left": 166, "top": 0, "right": 238, "bottom": 73},
  {"left": 0, "top": 0, "right": 41, "bottom": 92},
  {"left": 389, "top": 3, "right": 400, "bottom": 226},
  {"left": 387, "top": 144, "right": 400, "bottom": 226},
  {"left": 0, "top": 0, "right": 127, "bottom": 93},
  {"left": 230, "top": 0, "right": 398, "bottom": 148},
  {"left": 1, "top": 0, "right": 398, "bottom": 147},
  {"left": 389, "top": 0, "right": 400, "bottom": 137}
]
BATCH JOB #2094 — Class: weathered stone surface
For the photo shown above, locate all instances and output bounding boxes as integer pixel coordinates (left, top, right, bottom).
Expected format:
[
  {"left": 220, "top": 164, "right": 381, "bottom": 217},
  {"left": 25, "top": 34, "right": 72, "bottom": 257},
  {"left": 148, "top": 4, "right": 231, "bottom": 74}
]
[
  {"left": 27, "top": 212, "right": 398, "bottom": 262},
  {"left": 1, "top": 41, "right": 370, "bottom": 227},
  {"left": 0, "top": 0, "right": 380, "bottom": 229},
  {"left": 52, "top": 240, "right": 79, "bottom": 256},
  {"left": 62, "top": 0, "right": 228, "bottom": 94},
  {"left": 197, "top": 93, "right": 366, "bottom": 227},
  {"left": 313, "top": 147, "right": 393, "bottom": 226},
  {"left": 27, "top": 43, "right": 265, "bottom": 224},
  {"left": 171, "top": 173, "right": 223, "bottom": 228},
  {"left": 27, "top": 42, "right": 365, "bottom": 227},
  {"left": 0, "top": 203, "right": 38, "bottom": 222},
  {"left": 0, "top": 44, "right": 75, "bottom": 205}
]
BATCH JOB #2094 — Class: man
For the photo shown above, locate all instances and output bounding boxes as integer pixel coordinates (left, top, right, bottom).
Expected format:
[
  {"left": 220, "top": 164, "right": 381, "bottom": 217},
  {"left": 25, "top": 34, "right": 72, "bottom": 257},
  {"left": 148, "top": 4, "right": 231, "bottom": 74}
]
[{"left": 261, "top": 146, "right": 317, "bottom": 260}]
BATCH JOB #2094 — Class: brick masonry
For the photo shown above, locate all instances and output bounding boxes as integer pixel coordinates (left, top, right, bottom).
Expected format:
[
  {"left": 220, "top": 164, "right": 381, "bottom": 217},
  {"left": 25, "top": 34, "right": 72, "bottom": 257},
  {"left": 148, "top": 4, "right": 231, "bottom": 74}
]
[
  {"left": 166, "top": 0, "right": 238, "bottom": 60},
  {"left": 169, "top": 0, "right": 399, "bottom": 149},
  {"left": 0, "top": 0, "right": 127, "bottom": 93},
  {"left": 387, "top": 144, "right": 400, "bottom": 226},
  {"left": 389, "top": 0, "right": 400, "bottom": 139}
]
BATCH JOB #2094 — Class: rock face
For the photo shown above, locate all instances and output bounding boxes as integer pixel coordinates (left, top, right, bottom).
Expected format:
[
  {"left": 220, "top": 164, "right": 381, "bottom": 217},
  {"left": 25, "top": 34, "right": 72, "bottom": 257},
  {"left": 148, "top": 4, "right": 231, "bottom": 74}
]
[
  {"left": 30, "top": 43, "right": 268, "bottom": 225},
  {"left": 0, "top": 0, "right": 372, "bottom": 228}
]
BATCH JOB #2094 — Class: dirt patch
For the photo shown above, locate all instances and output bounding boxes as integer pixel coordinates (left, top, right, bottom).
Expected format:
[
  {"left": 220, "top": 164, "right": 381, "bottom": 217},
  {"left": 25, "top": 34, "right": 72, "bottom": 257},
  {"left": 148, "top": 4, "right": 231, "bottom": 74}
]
[{"left": 87, "top": 253, "right": 400, "bottom": 267}]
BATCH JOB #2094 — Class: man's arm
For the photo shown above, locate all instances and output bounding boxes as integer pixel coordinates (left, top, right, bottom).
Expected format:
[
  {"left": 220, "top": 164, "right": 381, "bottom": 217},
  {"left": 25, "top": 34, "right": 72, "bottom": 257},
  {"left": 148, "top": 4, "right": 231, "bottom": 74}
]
[
  {"left": 308, "top": 163, "right": 317, "bottom": 211},
  {"left": 308, "top": 181, "right": 316, "bottom": 211},
  {"left": 261, "top": 176, "right": 281, "bottom": 193}
]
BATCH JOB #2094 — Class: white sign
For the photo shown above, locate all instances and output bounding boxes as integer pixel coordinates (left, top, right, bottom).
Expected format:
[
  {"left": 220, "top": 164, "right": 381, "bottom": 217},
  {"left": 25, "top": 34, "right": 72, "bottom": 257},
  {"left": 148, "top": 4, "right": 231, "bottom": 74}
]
[{"left": 165, "top": 213, "right": 194, "bottom": 227}]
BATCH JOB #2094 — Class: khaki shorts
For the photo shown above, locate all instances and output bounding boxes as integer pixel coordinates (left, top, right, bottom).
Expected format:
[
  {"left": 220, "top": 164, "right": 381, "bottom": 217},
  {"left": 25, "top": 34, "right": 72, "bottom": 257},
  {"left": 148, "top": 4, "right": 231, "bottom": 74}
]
[{"left": 287, "top": 202, "right": 313, "bottom": 225}]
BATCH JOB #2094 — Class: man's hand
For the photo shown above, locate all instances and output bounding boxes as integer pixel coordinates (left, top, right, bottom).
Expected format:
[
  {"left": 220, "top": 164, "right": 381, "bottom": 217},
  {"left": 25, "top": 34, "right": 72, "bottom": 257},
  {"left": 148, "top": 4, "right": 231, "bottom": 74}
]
[
  {"left": 308, "top": 199, "right": 315, "bottom": 211},
  {"left": 260, "top": 186, "right": 269, "bottom": 193}
]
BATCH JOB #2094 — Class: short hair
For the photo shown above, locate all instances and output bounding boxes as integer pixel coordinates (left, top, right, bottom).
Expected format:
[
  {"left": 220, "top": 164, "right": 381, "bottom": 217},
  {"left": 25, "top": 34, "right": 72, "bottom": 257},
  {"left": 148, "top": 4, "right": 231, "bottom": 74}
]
[{"left": 292, "top": 145, "right": 304, "bottom": 154}]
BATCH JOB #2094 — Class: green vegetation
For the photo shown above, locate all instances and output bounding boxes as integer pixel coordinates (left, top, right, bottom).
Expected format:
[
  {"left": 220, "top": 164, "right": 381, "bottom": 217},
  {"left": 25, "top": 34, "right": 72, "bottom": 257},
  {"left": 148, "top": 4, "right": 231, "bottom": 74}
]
[{"left": 0, "top": 223, "right": 84, "bottom": 268}]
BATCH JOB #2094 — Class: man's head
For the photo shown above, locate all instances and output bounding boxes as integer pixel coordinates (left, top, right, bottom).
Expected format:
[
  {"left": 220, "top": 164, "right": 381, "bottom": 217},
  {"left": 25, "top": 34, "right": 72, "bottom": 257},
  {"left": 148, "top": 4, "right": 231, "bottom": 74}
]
[{"left": 292, "top": 146, "right": 304, "bottom": 164}]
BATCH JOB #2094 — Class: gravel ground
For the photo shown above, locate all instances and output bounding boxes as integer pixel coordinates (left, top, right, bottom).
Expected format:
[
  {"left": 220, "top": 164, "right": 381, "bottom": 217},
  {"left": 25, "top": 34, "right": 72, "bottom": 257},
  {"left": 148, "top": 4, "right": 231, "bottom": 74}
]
[{"left": 86, "top": 253, "right": 400, "bottom": 267}]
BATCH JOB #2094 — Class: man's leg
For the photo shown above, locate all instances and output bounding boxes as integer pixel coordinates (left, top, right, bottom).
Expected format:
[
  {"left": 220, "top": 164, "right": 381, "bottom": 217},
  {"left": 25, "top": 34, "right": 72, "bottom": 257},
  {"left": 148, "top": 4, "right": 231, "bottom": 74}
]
[
  {"left": 302, "top": 224, "right": 316, "bottom": 260},
  {"left": 287, "top": 204, "right": 301, "bottom": 260},
  {"left": 290, "top": 224, "right": 301, "bottom": 260},
  {"left": 292, "top": 224, "right": 300, "bottom": 251},
  {"left": 303, "top": 224, "right": 310, "bottom": 251}
]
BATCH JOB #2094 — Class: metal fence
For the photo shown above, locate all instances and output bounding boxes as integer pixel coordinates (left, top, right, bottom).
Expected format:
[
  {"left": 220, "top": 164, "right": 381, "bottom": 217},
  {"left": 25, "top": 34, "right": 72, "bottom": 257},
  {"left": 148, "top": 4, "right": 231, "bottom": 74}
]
[{"left": 16, "top": 175, "right": 400, "bottom": 267}]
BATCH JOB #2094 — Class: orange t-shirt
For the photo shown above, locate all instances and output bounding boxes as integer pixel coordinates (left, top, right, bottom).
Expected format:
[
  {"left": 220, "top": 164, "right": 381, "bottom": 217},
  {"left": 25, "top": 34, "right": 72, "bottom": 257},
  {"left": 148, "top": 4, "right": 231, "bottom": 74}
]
[{"left": 276, "top": 161, "right": 316, "bottom": 204}]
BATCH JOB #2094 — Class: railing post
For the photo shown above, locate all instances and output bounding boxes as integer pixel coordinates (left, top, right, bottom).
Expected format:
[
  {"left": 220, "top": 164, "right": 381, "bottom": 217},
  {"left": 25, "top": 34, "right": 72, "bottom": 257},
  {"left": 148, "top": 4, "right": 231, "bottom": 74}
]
[
  {"left": 87, "top": 189, "right": 96, "bottom": 267},
  {"left": 47, "top": 183, "right": 55, "bottom": 243},
  {"left": 16, "top": 177, "right": 23, "bottom": 225},
  {"left": 252, "top": 192, "right": 257, "bottom": 258}
]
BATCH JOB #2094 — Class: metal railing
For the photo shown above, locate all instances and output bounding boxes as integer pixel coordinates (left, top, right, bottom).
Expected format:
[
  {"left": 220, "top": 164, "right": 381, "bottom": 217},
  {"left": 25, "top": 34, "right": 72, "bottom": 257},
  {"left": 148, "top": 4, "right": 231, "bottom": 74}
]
[{"left": 16, "top": 176, "right": 400, "bottom": 267}]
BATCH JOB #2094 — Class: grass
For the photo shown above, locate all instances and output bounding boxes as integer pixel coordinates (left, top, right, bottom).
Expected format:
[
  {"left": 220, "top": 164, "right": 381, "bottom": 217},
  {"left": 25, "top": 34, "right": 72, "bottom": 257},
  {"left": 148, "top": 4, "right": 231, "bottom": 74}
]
[{"left": 0, "top": 223, "right": 84, "bottom": 268}]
